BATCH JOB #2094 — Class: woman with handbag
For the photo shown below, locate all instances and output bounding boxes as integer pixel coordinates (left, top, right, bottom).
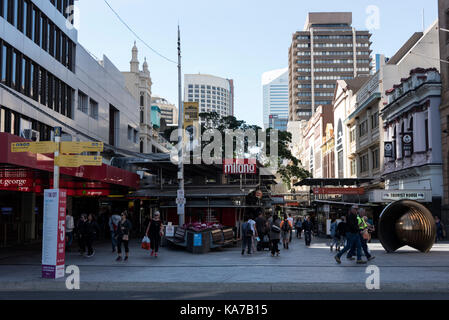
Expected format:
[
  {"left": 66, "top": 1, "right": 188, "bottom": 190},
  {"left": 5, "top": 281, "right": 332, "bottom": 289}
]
[
  {"left": 269, "top": 215, "right": 281, "bottom": 257},
  {"left": 116, "top": 211, "right": 132, "bottom": 262},
  {"left": 146, "top": 211, "right": 164, "bottom": 258}
]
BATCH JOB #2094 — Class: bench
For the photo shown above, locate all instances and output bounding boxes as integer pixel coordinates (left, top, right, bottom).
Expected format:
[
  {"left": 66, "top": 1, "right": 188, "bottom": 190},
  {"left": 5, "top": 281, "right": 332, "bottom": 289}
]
[
  {"left": 222, "top": 227, "right": 236, "bottom": 247},
  {"left": 166, "top": 227, "right": 187, "bottom": 247}
]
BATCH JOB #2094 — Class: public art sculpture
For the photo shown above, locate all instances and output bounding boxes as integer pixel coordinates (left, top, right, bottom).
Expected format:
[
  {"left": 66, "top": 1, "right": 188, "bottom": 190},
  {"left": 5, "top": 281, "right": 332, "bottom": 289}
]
[{"left": 378, "top": 200, "right": 436, "bottom": 253}]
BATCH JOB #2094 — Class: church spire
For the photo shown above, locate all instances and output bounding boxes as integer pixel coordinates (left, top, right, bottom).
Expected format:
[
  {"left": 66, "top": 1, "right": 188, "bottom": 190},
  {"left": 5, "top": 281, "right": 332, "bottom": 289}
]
[
  {"left": 143, "top": 57, "right": 149, "bottom": 75},
  {"left": 130, "top": 41, "right": 139, "bottom": 73}
]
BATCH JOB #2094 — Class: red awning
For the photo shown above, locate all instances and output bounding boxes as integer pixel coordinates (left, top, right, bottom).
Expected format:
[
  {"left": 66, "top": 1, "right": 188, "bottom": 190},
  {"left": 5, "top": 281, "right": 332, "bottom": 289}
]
[{"left": 0, "top": 133, "right": 139, "bottom": 189}]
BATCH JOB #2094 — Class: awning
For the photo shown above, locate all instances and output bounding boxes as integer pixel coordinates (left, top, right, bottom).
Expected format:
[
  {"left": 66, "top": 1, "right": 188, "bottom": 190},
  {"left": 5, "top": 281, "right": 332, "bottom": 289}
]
[
  {"left": 128, "top": 185, "right": 259, "bottom": 199},
  {"left": 313, "top": 200, "right": 380, "bottom": 207},
  {"left": 295, "top": 178, "right": 373, "bottom": 187}
]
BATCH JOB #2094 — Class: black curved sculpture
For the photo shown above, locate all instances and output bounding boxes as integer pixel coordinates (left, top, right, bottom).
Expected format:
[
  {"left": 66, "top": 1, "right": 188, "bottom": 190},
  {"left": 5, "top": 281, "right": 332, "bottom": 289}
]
[{"left": 378, "top": 200, "right": 436, "bottom": 253}]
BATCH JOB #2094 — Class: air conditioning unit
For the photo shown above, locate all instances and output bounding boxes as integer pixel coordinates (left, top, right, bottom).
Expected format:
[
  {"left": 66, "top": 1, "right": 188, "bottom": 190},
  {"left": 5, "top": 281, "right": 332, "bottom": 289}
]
[{"left": 22, "top": 129, "right": 40, "bottom": 142}]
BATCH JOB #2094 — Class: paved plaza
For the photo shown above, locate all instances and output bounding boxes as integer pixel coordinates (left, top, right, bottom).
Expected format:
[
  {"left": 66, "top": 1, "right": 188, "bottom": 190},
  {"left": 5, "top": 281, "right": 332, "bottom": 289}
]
[{"left": 0, "top": 237, "right": 449, "bottom": 294}]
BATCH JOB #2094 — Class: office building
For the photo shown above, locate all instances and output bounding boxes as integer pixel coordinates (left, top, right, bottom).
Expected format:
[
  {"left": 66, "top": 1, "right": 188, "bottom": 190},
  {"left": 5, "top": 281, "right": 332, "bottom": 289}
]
[
  {"left": 151, "top": 96, "right": 178, "bottom": 126},
  {"left": 288, "top": 12, "right": 372, "bottom": 121},
  {"left": 262, "top": 68, "right": 288, "bottom": 129}
]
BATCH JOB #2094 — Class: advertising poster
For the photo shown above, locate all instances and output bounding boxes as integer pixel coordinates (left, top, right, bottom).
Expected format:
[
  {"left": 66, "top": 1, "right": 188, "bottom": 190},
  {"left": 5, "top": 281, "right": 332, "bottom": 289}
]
[{"left": 42, "top": 189, "right": 67, "bottom": 279}]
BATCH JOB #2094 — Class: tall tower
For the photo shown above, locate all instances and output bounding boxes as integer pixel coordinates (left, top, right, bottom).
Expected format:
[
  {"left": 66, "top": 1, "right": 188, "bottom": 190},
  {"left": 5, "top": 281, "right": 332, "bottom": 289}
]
[
  {"left": 130, "top": 41, "right": 139, "bottom": 73},
  {"left": 288, "top": 12, "right": 372, "bottom": 121}
]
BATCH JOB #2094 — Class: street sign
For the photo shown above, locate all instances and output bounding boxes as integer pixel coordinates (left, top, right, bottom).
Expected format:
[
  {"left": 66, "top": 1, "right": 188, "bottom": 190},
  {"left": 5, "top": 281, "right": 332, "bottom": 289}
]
[
  {"left": 177, "top": 203, "right": 185, "bottom": 215},
  {"left": 60, "top": 142, "right": 104, "bottom": 154},
  {"left": 176, "top": 197, "right": 186, "bottom": 205},
  {"left": 11, "top": 142, "right": 58, "bottom": 154},
  {"left": 55, "top": 155, "right": 103, "bottom": 168}
]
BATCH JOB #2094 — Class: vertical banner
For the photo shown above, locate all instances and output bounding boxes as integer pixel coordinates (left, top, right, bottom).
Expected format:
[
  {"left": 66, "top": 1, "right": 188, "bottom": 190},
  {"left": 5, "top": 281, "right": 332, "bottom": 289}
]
[{"left": 42, "top": 189, "right": 67, "bottom": 279}]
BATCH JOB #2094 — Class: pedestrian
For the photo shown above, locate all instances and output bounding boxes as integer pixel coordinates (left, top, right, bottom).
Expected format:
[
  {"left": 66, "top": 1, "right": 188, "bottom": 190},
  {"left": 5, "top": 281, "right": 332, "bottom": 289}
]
[
  {"left": 436, "top": 216, "right": 445, "bottom": 242},
  {"left": 269, "top": 214, "right": 281, "bottom": 257},
  {"left": 85, "top": 214, "right": 100, "bottom": 258},
  {"left": 65, "top": 211, "right": 75, "bottom": 252},
  {"left": 280, "top": 215, "right": 292, "bottom": 250},
  {"left": 302, "top": 216, "right": 313, "bottom": 246},
  {"left": 248, "top": 211, "right": 258, "bottom": 253},
  {"left": 241, "top": 216, "right": 254, "bottom": 255},
  {"left": 295, "top": 217, "right": 303, "bottom": 239},
  {"left": 329, "top": 217, "right": 339, "bottom": 252},
  {"left": 109, "top": 212, "right": 121, "bottom": 253},
  {"left": 287, "top": 214, "right": 294, "bottom": 243},
  {"left": 347, "top": 208, "right": 375, "bottom": 261},
  {"left": 336, "top": 216, "right": 348, "bottom": 251},
  {"left": 116, "top": 211, "right": 132, "bottom": 262},
  {"left": 334, "top": 206, "right": 367, "bottom": 265},
  {"left": 77, "top": 214, "right": 88, "bottom": 256},
  {"left": 145, "top": 211, "right": 164, "bottom": 258},
  {"left": 255, "top": 209, "right": 268, "bottom": 251}
]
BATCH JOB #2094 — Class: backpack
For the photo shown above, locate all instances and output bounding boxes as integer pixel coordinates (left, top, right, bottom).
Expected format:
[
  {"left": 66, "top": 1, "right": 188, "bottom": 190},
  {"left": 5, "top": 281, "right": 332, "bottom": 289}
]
[
  {"left": 296, "top": 220, "right": 302, "bottom": 229},
  {"left": 271, "top": 223, "right": 281, "bottom": 233},
  {"left": 243, "top": 222, "right": 253, "bottom": 237},
  {"left": 282, "top": 220, "right": 291, "bottom": 232}
]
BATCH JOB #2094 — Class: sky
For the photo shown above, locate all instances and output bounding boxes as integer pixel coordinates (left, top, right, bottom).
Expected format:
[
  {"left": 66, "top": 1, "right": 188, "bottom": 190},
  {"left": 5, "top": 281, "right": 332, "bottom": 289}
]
[{"left": 76, "top": 0, "right": 438, "bottom": 127}]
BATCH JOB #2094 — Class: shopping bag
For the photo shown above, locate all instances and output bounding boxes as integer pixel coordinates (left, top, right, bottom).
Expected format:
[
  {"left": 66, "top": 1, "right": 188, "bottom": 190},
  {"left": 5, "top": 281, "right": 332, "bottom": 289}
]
[{"left": 141, "top": 236, "right": 151, "bottom": 250}]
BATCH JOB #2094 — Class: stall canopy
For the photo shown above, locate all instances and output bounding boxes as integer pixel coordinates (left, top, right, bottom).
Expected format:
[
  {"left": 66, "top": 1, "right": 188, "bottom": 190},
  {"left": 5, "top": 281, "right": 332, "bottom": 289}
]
[{"left": 295, "top": 178, "right": 373, "bottom": 187}]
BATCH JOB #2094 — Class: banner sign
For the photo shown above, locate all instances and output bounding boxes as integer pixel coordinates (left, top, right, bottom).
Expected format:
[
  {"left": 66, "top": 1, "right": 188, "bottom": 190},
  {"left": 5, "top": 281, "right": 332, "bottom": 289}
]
[
  {"left": 402, "top": 134, "right": 413, "bottom": 152},
  {"left": 42, "top": 189, "right": 67, "bottom": 279},
  {"left": 223, "top": 159, "right": 257, "bottom": 175},
  {"left": 382, "top": 191, "right": 426, "bottom": 202},
  {"left": 55, "top": 155, "right": 103, "bottom": 168},
  {"left": 60, "top": 142, "right": 104, "bottom": 154},
  {"left": 193, "top": 233, "right": 202, "bottom": 247},
  {"left": 384, "top": 142, "right": 393, "bottom": 158},
  {"left": 313, "top": 187, "right": 365, "bottom": 195},
  {"left": 11, "top": 142, "right": 57, "bottom": 154}
]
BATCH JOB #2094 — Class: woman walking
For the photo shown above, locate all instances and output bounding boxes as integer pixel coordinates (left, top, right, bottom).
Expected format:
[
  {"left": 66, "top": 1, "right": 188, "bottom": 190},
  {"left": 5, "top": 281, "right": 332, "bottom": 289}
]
[
  {"left": 269, "top": 215, "right": 281, "bottom": 257},
  {"left": 116, "top": 211, "right": 132, "bottom": 262},
  {"left": 329, "top": 218, "right": 339, "bottom": 252},
  {"left": 280, "top": 215, "right": 292, "bottom": 250},
  {"left": 146, "top": 211, "right": 164, "bottom": 258}
]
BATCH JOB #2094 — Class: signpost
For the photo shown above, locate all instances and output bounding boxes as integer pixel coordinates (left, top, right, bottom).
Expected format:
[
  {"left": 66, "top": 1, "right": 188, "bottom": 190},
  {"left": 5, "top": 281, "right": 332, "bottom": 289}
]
[{"left": 11, "top": 128, "right": 104, "bottom": 280}]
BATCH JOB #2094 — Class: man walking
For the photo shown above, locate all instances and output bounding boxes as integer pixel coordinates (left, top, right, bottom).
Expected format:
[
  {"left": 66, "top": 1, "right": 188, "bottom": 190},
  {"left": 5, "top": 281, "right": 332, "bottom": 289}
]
[
  {"left": 303, "top": 216, "right": 313, "bottom": 246},
  {"left": 241, "top": 217, "right": 254, "bottom": 255},
  {"left": 109, "top": 212, "right": 121, "bottom": 253},
  {"left": 347, "top": 208, "right": 375, "bottom": 261},
  {"left": 335, "top": 206, "right": 366, "bottom": 265}
]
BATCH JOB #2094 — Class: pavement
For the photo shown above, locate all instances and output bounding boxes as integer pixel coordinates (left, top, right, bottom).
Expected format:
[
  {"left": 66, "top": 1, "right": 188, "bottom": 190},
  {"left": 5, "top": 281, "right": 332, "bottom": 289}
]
[{"left": 1, "top": 236, "right": 449, "bottom": 294}]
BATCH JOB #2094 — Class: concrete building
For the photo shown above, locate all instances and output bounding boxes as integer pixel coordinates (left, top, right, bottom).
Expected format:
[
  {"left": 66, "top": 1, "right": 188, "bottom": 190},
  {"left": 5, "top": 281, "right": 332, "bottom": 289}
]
[
  {"left": 0, "top": 0, "right": 141, "bottom": 246},
  {"left": 381, "top": 68, "right": 443, "bottom": 213},
  {"left": 288, "top": 12, "right": 372, "bottom": 122},
  {"left": 151, "top": 96, "right": 178, "bottom": 126},
  {"left": 268, "top": 114, "right": 288, "bottom": 131},
  {"left": 184, "top": 74, "right": 234, "bottom": 118},
  {"left": 262, "top": 68, "right": 288, "bottom": 129},
  {"left": 438, "top": 0, "right": 449, "bottom": 228}
]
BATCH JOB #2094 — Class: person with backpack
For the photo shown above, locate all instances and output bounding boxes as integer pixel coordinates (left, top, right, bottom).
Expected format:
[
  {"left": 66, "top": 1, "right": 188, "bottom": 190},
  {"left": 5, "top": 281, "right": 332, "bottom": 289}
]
[
  {"left": 241, "top": 216, "right": 254, "bottom": 255},
  {"left": 302, "top": 216, "right": 313, "bottom": 246},
  {"left": 335, "top": 216, "right": 348, "bottom": 251},
  {"left": 329, "top": 218, "right": 339, "bottom": 252},
  {"left": 109, "top": 212, "right": 121, "bottom": 253},
  {"left": 295, "top": 218, "right": 303, "bottom": 239},
  {"left": 269, "top": 215, "right": 281, "bottom": 257},
  {"left": 280, "top": 215, "right": 293, "bottom": 250}
]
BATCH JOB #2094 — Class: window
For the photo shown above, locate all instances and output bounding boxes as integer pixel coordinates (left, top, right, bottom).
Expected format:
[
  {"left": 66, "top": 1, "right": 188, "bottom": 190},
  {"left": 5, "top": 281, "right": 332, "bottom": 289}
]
[
  {"left": 89, "top": 99, "right": 98, "bottom": 119},
  {"left": 372, "top": 149, "right": 380, "bottom": 170},
  {"left": 350, "top": 159, "right": 356, "bottom": 176},
  {"left": 77, "top": 91, "right": 88, "bottom": 113},
  {"left": 360, "top": 154, "right": 369, "bottom": 173},
  {"left": 425, "top": 118, "right": 429, "bottom": 151},
  {"left": 359, "top": 120, "right": 368, "bottom": 137},
  {"left": 133, "top": 129, "right": 138, "bottom": 143},
  {"left": 350, "top": 127, "right": 356, "bottom": 143},
  {"left": 371, "top": 112, "right": 379, "bottom": 129},
  {"left": 127, "top": 125, "right": 133, "bottom": 141},
  {"left": 140, "top": 92, "right": 144, "bottom": 107}
]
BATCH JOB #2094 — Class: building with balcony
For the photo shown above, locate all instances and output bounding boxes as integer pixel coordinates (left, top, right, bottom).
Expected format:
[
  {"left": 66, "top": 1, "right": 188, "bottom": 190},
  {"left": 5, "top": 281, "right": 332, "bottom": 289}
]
[
  {"left": 381, "top": 68, "right": 443, "bottom": 213},
  {"left": 288, "top": 12, "right": 372, "bottom": 122}
]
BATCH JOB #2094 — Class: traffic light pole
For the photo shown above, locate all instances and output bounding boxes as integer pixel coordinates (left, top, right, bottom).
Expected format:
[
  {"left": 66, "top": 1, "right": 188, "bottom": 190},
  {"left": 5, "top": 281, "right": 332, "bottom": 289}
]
[{"left": 177, "top": 25, "right": 185, "bottom": 226}]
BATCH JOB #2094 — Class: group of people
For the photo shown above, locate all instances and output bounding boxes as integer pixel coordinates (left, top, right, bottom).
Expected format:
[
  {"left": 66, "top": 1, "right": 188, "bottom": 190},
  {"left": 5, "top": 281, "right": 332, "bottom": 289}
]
[
  {"left": 333, "top": 205, "right": 376, "bottom": 265},
  {"left": 241, "top": 209, "right": 315, "bottom": 257},
  {"left": 64, "top": 210, "right": 164, "bottom": 261}
]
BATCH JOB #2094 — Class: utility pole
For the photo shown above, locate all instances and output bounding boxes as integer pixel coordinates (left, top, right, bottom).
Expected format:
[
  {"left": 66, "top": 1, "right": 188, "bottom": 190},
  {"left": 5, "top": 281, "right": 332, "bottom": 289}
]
[
  {"left": 53, "top": 127, "right": 62, "bottom": 189},
  {"left": 177, "top": 25, "right": 185, "bottom": 226}
]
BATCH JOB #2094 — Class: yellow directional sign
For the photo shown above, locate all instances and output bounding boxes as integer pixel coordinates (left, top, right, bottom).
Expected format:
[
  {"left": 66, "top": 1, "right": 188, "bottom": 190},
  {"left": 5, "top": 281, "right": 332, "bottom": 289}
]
[
  {"left": 11, "top": 142, "right": 58, "bottom": 154},
  {"left": 60, "top": 142, "right": 104, "bottom": 154},
  {"left": 55, "top": 155, "right": 103, "bottom": 168}
]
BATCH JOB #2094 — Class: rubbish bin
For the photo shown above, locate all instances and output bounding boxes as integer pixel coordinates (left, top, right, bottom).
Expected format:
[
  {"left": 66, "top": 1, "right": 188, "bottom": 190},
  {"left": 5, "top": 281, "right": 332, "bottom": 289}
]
[{"left": 186, "top": 230, "right": 211, "bottom": 254}]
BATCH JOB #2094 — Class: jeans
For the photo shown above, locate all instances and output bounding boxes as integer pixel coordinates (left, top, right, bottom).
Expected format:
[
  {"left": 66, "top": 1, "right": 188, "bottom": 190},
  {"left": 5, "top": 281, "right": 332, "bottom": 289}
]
[
  {"left": 348, "top": 233, "right": 372, "bottom": 259},
  {"left": 242, "top": 236, "right": 252, "bottom": 254},
  {"left": 304, "top": 231, "right": 312, "bottom": 246},
  {"left": 271, "top": 239, "right": 280, "bottom": 255},
  {"left": 337, "top": 232, "right": 362, "bottom": 261},
  {"left": 296, "top": 228, "right": 302, "bottom": 238},
  {"left": 111, "top": 231, "right": 117, "bottom": 250},
  {"left": 330, "top": 236, "right": 339, "bottom": 249},
  {"left": 66, "top": 232, "right": 73, "bottom": 249}
]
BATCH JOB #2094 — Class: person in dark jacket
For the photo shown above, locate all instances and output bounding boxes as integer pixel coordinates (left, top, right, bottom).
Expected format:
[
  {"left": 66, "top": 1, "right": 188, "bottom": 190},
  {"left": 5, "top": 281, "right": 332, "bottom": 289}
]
[
  {"left": 85, "top": 214, "right": 100, "bottom": 258},
  {"left": 116, "top": 211, "right": 133, "bottom": 261},
  {"left": 302, "top": 216, "right": 313, "bottom": 246},
  {"left": 334, "top": 206, "right": 366, "bottom": 265},
  {"left": 335, "top": 216, "right": 348, "bottom": 251},
  {"left": 269, "top": 215, "right": 281, "bottom": 257},
  {"left": 77, "top": 214, "right": 88, "bottom": 255}
]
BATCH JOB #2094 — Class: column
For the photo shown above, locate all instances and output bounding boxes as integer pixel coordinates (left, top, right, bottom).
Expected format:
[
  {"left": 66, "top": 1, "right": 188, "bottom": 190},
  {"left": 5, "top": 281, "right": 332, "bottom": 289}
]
[{"left": 20, "top": 193, "right": 36, "bottom": 241}]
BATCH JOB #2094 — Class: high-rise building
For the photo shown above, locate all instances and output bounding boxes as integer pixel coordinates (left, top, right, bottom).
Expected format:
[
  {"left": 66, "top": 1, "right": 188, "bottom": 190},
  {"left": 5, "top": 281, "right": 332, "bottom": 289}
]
[
  {"left": 262, "top": 68, "right": 288, "bottom": 129},
  {"left": 184, "top": 74, "right": 234, "bottom": 118},
  {"left": 288, "top": 12, "right": 372, "bottom": 121},
  {"left": 151, "top": 96, "right": 178, "bottom": 126}
]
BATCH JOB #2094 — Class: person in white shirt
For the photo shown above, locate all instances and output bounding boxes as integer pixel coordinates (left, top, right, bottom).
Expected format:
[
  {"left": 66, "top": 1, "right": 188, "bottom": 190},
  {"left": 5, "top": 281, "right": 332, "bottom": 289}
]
[
  {"left": 248, "top": 216, "right": 258, "bottom": 253},
  {"left": 109, "top": 213, "right": 121, "bottom": 253},
  {"left": 65, "top": 212, "right": 75, "bottom": 252}
]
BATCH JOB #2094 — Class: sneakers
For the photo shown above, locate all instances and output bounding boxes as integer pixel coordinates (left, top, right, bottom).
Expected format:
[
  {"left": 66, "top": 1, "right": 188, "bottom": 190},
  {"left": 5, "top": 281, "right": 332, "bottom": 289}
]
[
  {"left": 241, "top": 250, "right": 245, "bottom": 256},
  {"left": 368, "top": 256, "right": 376, "bottom": 261},
  {"left": 124, "top": 256, "right": 128, "bottom": 261},
  {"left": 116, "top": 256, "right": 122, "bottom": 262},
  {"left": 357, "top": 260, "right": 367, "bottom": 264},
  {"left": 335, "top": 255, "right": 341, "bottom": 264}
]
